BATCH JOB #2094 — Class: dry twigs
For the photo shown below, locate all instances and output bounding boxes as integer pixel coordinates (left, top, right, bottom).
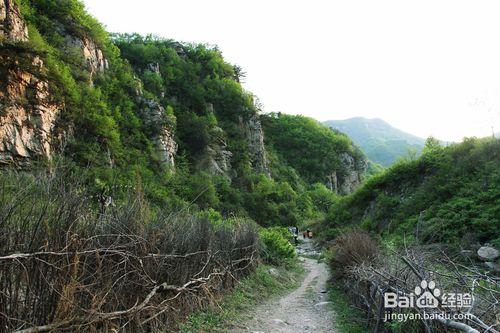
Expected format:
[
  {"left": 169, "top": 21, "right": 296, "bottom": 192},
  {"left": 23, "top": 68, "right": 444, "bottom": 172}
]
[
  {"left": 331, "top": 231, "right": 498, "bottom": 333},
  {"left": 0, "top": 171, "right": 259, "bottom": 332}
]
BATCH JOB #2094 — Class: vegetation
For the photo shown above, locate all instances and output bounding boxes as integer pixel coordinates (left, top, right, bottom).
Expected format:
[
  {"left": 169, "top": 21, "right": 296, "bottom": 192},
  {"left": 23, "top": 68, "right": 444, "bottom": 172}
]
[
  {"left": 323, "top": 137, "right": 500, "bottom": 246},
  {"left": 1, "top": 1, "right": 369, "bottom": 331},
  {"left": 327, "top": 286, "right": 368, "bottom": 333},
  {"left": 259, "top": 227, "right": 297, "bottom": 264},
  {"left": 327, "top": 230, "right": 499, "bottom": 333},
  {"left": 324, "top": 117, "right": 426, "bottom": 167},
  {"left": 324, "top": 139, "right": 500, "bottom": 333},
  {"left": 262, "top": 113, "right": 365, "bottom": 185},
  {"left": 179, "top": 263, "right": 304, "bottom": 333},
  {"left": 7, "top": 0, "right": 364, "bottom": 229},
  {"left": 0, "top": 168, "right": 260, "bottom": 332}
]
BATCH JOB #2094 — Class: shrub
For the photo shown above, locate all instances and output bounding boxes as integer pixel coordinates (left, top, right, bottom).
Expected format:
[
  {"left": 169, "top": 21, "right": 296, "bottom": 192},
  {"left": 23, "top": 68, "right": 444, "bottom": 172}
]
[
  {"left": 330, "top": 230, "right": 379, "bottom": 277},
  {"left": 0, "top": 169, "right": 259, "bottom": 332},
  {"left": 259, "top": 227, "right": 296, "bottom": 264}
]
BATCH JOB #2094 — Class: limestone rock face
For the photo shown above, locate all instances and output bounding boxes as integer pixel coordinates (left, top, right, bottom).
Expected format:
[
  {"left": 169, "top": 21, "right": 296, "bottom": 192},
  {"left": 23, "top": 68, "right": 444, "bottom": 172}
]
[
  {"left": 201, "top": 140, "right": 233, "bottom": 176},
  {"left": 326, "top": 152, "right": 367, "bottom": 195},
  {"left": 0, "top": 1, "right": 61, "bottom": 167},
  {"left": 147, "top": 62, "right": 160, "bottom": 74},
  {"left": 65, "top": 35, "right": 108, "bottom": 79},
  {"left": 0, "top": 0, "right": 28, "bottom": 42},
  {"left": 138, "top": 98, "right": 177, "bottom": 168},
  {"left": 0, "top": 53, "right": 61, "bottom": 167},
  {"left": 241, "top": 114, "right": 270, "bottom": 176},
  {"left": 200, "top": 125, "right": 233, "bottom": 176}
]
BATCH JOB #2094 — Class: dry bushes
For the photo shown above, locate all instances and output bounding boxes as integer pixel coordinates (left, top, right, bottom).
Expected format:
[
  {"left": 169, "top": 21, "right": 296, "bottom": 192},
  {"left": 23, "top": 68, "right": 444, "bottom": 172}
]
[
  {"left": 330, "top": 231, "right": 499, "bottom": 333},
  {"left": 0, "top": 170, "right": 259, "bottom": 332},
  {"left": 329, "top": 230, "right": 379, "bottom": 278}
]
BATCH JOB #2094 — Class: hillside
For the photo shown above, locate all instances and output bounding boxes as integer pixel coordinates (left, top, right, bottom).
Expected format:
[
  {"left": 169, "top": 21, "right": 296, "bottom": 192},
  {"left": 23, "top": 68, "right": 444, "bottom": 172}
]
[
  {"left": 320, "top": 137, "right": 500, "bottom": 333},
  {"left": 0, "top": 1, "right": 366, "bottom": 331},
  {"left": 0, "top": 0, "right": 365, "bottom": 221},
  {"left": 324, "top": 117, "right": 426, "bottom": 167},
  {"left": 262, "top": 113, "right": 366, "bottom": 195},
  {"left": 323, "top": 137, "right": 499, "bottom": 245}
]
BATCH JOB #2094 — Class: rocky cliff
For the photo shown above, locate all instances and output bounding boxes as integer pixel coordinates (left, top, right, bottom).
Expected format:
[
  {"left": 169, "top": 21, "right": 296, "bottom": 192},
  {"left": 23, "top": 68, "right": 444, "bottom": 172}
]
[
  {"left": 325, "top": 152, "right": 367, "bottom": 195},
  {"left": 199, "top": 130, "right": 232, "bottom": 176},
  {"left": 0, "top": 51, "right": 61, "bottom": 166},
  {"left": 0, "top": 0, "right": 28, "bottom": 42},
  {"left": 138, "top": 97, "right": 177, "bottom": 168},
  {"left": 65, "top": 35, "right": 108, "bottom": 81},
  {"left": 241, "top": 114, "right": 270, "bottom": 177},
  {"left": 0, "top": 1, "right": 61, "bottom": 166}
]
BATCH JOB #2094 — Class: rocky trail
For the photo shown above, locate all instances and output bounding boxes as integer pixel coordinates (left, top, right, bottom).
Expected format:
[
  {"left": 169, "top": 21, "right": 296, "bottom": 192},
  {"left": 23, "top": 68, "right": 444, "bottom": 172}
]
[{"left": 235, "top": 238, "right": 337, "bottom": 333}]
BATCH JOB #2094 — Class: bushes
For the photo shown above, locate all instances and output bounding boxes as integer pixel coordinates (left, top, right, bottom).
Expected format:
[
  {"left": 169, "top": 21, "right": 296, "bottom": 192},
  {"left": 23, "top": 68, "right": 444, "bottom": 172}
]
[
  {"left": 324, "top": 138, "right": 500, "bottom": 246},
  {"left": 259, "top": 227, "right": 296, "bottom": 265},
  {"left": 0, "top": 169, "right": 259, "bottom": 332},
  {"left": 261, "top": 113, "right": 365, "bottom": 185},
  {"left": 329, "top": 230, "right": 379, "bottom": 278}
]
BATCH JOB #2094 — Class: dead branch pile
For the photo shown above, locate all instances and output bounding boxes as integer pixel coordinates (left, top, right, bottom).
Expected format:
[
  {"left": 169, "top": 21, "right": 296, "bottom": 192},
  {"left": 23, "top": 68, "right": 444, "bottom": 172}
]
[
  {"left": 0, "top": 171, "right": 259, "bottom": 332},
  {"left": 330, "top": 231, "right": 499, "bottom": 333}
]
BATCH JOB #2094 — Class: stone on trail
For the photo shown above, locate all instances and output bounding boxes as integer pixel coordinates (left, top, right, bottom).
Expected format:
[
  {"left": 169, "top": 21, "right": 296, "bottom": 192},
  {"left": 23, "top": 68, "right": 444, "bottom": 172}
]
[
  {"left": 314, "top": 301, "right": 332, "bottom": 308},
  {"left": 271, "top": 318, "right": 287, "bottom": 325}
]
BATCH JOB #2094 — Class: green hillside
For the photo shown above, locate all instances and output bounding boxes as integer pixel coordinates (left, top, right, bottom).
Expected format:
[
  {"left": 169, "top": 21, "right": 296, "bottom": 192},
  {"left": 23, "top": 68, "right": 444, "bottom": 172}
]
[
  {"left": 262, "top": 113, "right": 366, "bottom": 186},
  {"left": 324, "top": 117, "right": 426, "bottom": 167},
  {"left": 0, "top": 0, "right": 365, "bottom": 223},
  {"left": 0, "top": 1, "right": 367, "bottom": 331},
  {"left": 323, "top": 137, "right": 500, "bottom": 246}
]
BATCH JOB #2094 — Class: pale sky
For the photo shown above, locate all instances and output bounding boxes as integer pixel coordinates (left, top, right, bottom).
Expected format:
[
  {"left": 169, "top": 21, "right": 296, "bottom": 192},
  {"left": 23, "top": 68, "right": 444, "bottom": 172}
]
[{"left": 82, "top": 0, "right": 500, "bottom": 142}]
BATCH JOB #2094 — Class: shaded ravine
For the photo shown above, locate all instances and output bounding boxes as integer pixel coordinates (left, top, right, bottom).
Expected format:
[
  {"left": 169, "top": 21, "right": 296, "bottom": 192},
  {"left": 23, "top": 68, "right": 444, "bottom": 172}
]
[{"left": 235, "top": 239, "right": 337, "bottom": 333}]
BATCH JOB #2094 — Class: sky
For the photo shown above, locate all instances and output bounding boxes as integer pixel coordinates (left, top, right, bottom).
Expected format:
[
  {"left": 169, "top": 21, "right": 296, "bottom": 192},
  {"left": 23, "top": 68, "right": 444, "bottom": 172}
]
[{"left": 82, "top": 0, "right": 500, "bottom": 142}]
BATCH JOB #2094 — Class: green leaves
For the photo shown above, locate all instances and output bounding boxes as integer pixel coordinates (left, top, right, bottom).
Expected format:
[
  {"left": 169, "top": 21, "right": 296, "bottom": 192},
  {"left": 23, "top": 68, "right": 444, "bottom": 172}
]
[
  {"left": 324, "top": 137, "right": 500, "bottom": 246},
  {"left": 262, "top": 113, "right": 363, "bottom": 184},
  {"left": 259, "top": 227, "right": 296, "bottom": 264}
]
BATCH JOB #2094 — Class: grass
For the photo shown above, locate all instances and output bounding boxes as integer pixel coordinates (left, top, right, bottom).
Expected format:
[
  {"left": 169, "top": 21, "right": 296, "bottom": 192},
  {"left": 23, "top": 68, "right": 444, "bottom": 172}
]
[
  {"left": 328, "top": 286, "right": 368, "bottom": 333},
  {"left": 179, "top": 262, "right": 305, "bottom": 333}
]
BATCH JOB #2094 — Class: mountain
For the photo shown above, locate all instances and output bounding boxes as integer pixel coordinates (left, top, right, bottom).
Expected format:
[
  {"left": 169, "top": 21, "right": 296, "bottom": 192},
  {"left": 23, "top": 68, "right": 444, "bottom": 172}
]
[
  {"left": 0, "top": 0, "right": 367, "bottom": 331},
  {"left": 262, "top": 113, "right": 366, "bottom": 195},
  {"left": 0, "top": 0, "right": 365, "bottom": 219},
  {"left": 324, "top": 117, "right": 426, "bottom": 167}
]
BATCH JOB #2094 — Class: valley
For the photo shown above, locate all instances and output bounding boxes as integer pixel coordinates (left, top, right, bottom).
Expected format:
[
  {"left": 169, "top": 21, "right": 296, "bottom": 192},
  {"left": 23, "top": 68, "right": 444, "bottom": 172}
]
[{"left": 0, "top": 1, "right": 498, "bottom": 333}]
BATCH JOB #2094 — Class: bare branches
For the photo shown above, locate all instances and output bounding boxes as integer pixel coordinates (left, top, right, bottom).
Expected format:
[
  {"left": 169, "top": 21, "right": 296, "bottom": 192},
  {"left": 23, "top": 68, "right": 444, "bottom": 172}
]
[
  {"left": 0, "top": 171, "right": 260, "bottom": 333},
  {"left": 335, "top": 240, "right": 498, "bottom": 333}
]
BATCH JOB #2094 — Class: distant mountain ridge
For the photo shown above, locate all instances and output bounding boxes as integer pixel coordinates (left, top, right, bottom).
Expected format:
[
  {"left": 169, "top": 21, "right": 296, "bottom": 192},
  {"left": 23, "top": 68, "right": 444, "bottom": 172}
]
[{"left": 324, "top": 117, "right": 426, "bottom": 167}]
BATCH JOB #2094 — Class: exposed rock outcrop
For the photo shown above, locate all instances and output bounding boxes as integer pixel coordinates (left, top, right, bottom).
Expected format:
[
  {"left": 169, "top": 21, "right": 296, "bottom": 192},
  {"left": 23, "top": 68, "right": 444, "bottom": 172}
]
[
  {"left": 198, "top": 125, "right": 232, "bottom": 176},
  {"left": 138, "top": 98, "right": 177, "bottom": 168},
  {"left": 477, "top": 246, "right": 499, "bottom": 262},
  {"left": 0, "top": 52, "right": 61, "bottom": 167},
  {"left": 65, "top": 35, "right": 108, "bottom": 79},
  {"left": 241, "top": 114, "right": 270, "bottom": 176},
  {"left": 0, "top": 1, "right": 61, "bottom": 167},
  {"left": 326, "top": 152, "right": 367, "bottom": 195},
  {"left": 0, "top": 0, "right": 29, "bottom": 42}
]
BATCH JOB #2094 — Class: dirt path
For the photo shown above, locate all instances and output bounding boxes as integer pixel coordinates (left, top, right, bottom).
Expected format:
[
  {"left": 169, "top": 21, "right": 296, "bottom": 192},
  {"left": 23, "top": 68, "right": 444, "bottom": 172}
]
[{"left": 236, "top": 239, "right": 337, "bottom": 333}]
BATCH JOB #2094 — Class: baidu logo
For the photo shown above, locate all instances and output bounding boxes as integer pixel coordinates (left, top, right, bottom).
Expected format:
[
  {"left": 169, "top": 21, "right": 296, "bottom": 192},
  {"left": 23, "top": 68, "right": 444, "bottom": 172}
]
[
  {"left": 384, "top": 280, "right": 472, "bottom": 310},
  {"left": 383, "top": 280, "right": 474, "bottom": 322},
  {"left": 414, "top": 280, "right": 440, "bottom": 308}
]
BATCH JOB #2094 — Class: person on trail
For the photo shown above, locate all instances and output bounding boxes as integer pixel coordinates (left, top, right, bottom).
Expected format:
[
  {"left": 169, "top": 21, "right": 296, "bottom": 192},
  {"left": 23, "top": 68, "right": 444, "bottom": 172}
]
[
  {"left": 293, "top": 226, "right": 299, "bottom": 245},
  {"left": 306, "top": 228, "right": 311, "bottom": 238}
]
